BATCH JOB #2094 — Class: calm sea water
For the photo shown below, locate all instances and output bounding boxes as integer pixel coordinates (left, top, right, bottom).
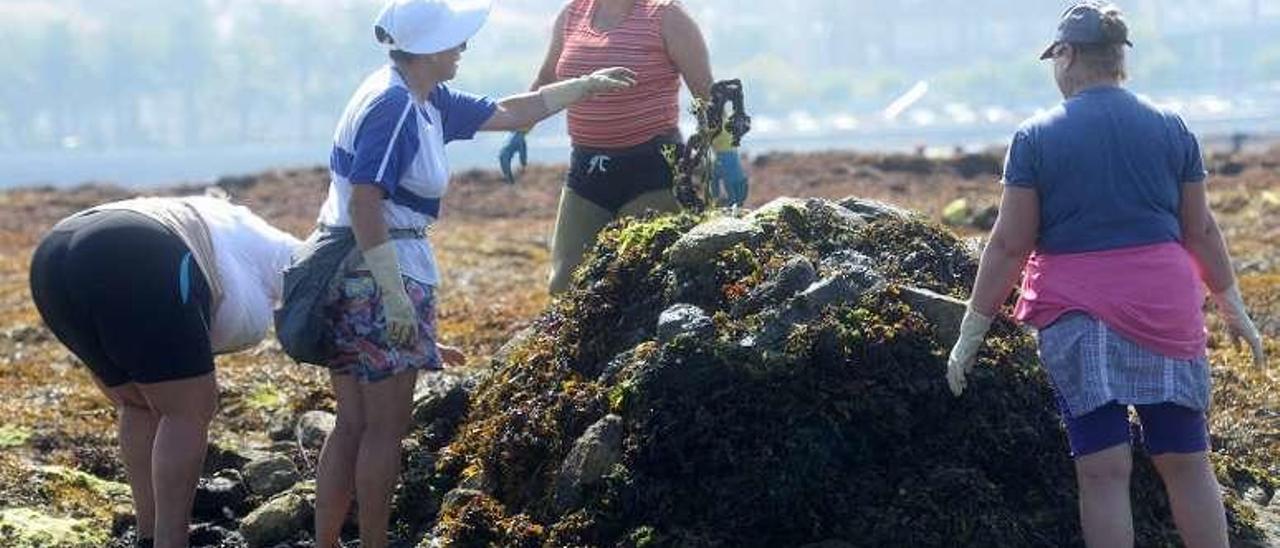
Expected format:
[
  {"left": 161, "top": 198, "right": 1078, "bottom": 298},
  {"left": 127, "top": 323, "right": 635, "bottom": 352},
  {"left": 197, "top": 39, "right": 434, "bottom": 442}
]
[{"left": 1, "top": 119, "right": 1269, "bottom": 189}]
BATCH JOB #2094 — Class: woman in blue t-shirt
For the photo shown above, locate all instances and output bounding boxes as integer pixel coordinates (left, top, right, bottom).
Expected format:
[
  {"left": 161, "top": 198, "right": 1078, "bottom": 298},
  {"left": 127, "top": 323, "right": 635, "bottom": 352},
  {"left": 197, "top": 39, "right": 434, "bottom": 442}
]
[
  {"left": 307, "top": 0, "right": 640, "bottom": 544},
  {"left": 945, "top": 3, "right": 1265, "bottom": 547}
]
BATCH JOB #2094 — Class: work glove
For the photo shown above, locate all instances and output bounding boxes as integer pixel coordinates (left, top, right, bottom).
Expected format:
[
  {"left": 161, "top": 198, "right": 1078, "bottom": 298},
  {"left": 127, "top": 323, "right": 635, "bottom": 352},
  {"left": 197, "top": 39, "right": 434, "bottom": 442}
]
[
  {"left": 499, "top": 130, "right": 528, "bottom": 184},
  {"left": 538, "top": 67, "right": 637, "bottom": 111},
  {"left": 946, "top": 306, "right": 994, "bottom": 396},
  {"left": 710, "top": 119, "right": 748, "bottom": 206},
  {"left": 1211, "top": 283, "right": 1266, "bottom": 367},
  {"left": 363, "top": 241, "right": 418, "bottom": 348}
]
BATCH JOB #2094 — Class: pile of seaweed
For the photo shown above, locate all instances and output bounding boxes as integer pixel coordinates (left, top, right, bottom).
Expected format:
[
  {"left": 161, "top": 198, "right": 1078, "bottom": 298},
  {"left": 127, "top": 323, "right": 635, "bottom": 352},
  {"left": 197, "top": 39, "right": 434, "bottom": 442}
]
[{"left": 398, "top": 197, "right": 1275, "bottom": 547}]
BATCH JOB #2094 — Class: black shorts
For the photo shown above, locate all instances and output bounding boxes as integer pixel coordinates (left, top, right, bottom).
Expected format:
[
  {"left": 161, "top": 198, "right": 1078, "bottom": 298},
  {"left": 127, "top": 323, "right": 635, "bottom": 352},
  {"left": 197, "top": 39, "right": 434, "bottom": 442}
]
[
  {"left": 566, "top": 135, "right": 682, "bottom": 213},
  {"left": 29, "top": 210, "right": 214, "bottom": 387}
]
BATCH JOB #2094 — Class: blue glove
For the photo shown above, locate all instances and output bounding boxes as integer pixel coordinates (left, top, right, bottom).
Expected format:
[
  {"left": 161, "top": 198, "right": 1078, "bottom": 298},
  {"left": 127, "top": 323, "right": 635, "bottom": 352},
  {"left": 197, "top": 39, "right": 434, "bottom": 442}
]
[
  {"left": 498, "top": 131, "right": 528, "bottom": 184},
  {"left": 713, "top": 150, "right": 748, "bottom": 206}
]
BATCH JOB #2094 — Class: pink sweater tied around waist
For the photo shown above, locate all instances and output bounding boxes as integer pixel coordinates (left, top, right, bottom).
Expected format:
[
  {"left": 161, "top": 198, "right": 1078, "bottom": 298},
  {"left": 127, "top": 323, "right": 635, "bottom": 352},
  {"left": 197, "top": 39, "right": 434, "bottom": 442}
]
[{"left": 1014, "top": 241, "right": 1207, "bottom": 360}]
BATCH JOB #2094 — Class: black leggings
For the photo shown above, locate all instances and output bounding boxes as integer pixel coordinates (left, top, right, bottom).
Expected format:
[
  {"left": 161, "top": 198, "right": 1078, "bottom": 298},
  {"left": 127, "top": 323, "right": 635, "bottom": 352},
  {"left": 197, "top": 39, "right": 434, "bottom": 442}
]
[{"left": 29, "top": 210, "right": 213, "bottom": 387}]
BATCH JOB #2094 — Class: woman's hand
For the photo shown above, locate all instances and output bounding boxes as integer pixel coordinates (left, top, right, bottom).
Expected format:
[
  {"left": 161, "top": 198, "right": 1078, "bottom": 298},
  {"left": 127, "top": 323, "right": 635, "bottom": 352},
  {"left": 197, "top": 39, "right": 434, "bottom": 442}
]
[
  {"left": 946, "top": 307, "right": 994, "bottom": 396},
  {"left": 436, "top": 343, "right": 468, "bottom": 368},
  {"left": 538, "top": 67, "right": 637, "bottom": 111},
  {"left": 1212, "top": 284, "right": 1267, "bottom": 367},
  {"left": 582, "top": 67, "right": 637, "bottom": 93}
]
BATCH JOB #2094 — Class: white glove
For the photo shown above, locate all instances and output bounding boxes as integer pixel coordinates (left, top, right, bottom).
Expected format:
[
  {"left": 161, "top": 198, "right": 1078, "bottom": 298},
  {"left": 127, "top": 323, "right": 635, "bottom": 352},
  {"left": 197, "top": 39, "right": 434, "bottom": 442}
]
[
  {"left": 539, "top": 67, "right": 637, "bottom": 111},
  {"left": 947, "top": 306, "right": 994, "bottom": 396},
  {"left": 363, "top": 241, "right": 418, "bottom": 348},
  {"left": 1211, "top": 283, "right": 1266, "bottom": 367}
]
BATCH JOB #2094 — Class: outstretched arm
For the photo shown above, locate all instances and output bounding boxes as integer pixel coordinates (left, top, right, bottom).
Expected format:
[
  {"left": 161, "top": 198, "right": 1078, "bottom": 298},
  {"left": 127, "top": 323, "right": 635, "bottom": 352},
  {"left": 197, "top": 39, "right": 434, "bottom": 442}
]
[
  {"left": 485, "top": 5, "right": 571, "bottom": 132},
  {"left": 480, "top": 68, "right": 636, "bottom": 131}
]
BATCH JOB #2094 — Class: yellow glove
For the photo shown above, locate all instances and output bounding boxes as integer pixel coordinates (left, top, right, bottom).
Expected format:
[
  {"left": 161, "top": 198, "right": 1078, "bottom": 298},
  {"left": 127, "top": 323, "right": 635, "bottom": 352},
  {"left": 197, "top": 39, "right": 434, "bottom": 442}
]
[
  {"left": 363, "top": 241, "right": 418, "bottom": 348},
  {"left": 710, "top": 118, "right": 737, "bottom": 153},
  {"left": 539, "top": 67, "right": 638, "bottom": 112}
]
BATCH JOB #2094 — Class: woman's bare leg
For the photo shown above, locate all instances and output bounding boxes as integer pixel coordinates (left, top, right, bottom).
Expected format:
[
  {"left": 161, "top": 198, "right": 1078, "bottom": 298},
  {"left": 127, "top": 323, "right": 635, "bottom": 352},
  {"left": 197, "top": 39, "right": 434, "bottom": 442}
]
[
  {"left": 1075, "top": 443, "right": 1135, "bottom": 547},
  {"left": 1152, "top": 451, "right": 1228, "bottom": 548},
  {"left": 136, "top": 373, "right": 218, "bottom": 548},
  {"left": 96, "top": 378, "right": 159, "bottom": 541},
  {"left": 315, "top": 372, "right": 365, "bottom": 547},
  {"left": 354, "top": 369, "right": 418, "bottom": 548}
]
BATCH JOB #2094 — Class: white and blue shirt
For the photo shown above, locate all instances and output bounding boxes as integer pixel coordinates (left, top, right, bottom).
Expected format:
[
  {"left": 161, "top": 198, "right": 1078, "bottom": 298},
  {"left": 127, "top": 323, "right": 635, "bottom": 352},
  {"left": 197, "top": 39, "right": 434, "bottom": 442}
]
[{"left": 318, "top": 65, "right": 496, "bottom": 285}]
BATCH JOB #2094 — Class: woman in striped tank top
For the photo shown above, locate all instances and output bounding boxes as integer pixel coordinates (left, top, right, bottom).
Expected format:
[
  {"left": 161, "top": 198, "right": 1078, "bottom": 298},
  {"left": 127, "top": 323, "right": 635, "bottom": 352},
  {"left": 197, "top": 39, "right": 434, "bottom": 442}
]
[{"left": 499, "top": 0, "right": 745, "bottom": 294}]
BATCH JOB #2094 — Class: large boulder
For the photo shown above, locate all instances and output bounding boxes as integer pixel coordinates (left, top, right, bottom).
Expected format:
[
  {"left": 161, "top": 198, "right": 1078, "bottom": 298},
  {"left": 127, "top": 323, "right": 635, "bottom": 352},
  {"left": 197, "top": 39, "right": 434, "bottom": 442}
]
[
  {"left": 0, "top": 508, "right": 110, "bottom": 548},
  {"left": 551, "top": 414, "right": 624, "bottom": 512},
  {"left": 666, "top": 216, "right": 762, "bottom": 267},
  {"left": 242, "top": 454, "right": 300, "bottom": 498},
  {"left": 403, "top": 197, "right": 1279, "bottom": 547},
  {"left": 239, "top": 483, "right": 315, "bottom": 548}
]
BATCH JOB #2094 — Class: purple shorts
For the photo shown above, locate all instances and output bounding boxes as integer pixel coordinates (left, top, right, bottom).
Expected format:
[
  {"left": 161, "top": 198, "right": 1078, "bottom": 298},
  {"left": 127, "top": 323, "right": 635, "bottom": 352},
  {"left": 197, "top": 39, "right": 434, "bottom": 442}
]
[
  {"left": 324, "top": 271, "right": 442, "bottom": 384},
  {"left": 1057, "top": 397, "right": 1209, "bottom": 457}
]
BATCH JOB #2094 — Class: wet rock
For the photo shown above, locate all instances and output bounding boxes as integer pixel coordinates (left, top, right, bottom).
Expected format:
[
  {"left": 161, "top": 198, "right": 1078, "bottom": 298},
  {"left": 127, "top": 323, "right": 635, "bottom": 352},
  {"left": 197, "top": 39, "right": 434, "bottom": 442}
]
[
  {"left": 552, "top": 415, "right": 624, "bottom": 513},
  {"left": 266, "top": 412, "right": 296, "bottom": 442},
  {"left": 188, "top": 522, "right": 242, "bottom": 547},
  {"left": 412, "top": 373, "right": 475, "bottom": 428},
  {"left": 731, "top": 255, "right": 817, "bottom": 317},
  {"left": 750, "top": 264, "right": 886, "bottom": 353},
  {"left": 239, "top": 483, "right": 315, "bottom": 548},
  {"left": 818, "top": 250, "right": 876, "bottom": 278},
  {"left": 205, "top": 440, "right": 268, "bottom": 474},
  {"left": 0, "top": 507, "right": 110, "bottom": 547},
  {"left": 667, "top": 216, "right": 763, "bottom": 267},
  {"left": 656, "top": 304, "right": 713, "bottom": 344},
  {"left": 35, "top": 464, "right": 132, "bottom": 504},
  {"left": 899, "top": 286, "right": 969, "bottom": 348},
  {"left": 193, "top": 470, "right": 251, "bottom": 520},
  {"left": 838, "top": 196, "right": 913, "bottom": 222},
  {"left": 439, "top": 488, "right": 485, "bottom": 518},
  {"left": 242, "top": 454, "right": 301, "bottom": 498},
  {"left": 793, "top": 265, "right": 885, "bottom": 314},
  {"left": 1244, "top": 484, "right": 1275, "bottom": 507},
  {"left": 295, "top": 410, "right": 335, "bottom": 450},
  {"left": 751, "top": 197, "right": 867, "bottom": 233}
]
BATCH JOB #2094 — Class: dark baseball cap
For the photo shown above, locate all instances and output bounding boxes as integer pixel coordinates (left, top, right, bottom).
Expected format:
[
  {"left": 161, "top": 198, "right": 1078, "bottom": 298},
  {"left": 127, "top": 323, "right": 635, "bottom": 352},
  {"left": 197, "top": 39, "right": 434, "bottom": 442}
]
[{"left": 1040, "top": 2, "right": 1133, "bottom": 60}]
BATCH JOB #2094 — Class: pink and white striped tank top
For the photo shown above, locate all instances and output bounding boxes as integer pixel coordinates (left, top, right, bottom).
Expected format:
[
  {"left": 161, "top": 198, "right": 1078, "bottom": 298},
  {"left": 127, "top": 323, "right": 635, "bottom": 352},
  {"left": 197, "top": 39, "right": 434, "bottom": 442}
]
[{"left": 556, "top": 0, "right": 681, "bottom": 149}]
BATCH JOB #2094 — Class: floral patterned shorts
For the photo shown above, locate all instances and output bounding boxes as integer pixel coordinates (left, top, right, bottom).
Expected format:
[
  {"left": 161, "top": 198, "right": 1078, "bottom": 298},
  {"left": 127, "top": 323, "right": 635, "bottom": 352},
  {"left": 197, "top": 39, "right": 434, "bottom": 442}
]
[{"left": 324, "top": 271, "right": 442, "bottom": 384}]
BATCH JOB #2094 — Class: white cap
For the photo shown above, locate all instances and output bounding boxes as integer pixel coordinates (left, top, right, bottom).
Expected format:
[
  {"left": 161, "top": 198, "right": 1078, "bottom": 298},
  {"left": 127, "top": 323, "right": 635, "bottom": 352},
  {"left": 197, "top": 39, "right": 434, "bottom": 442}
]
[{"left": 373, "top": 0, "right": 492, "bottom": 55}]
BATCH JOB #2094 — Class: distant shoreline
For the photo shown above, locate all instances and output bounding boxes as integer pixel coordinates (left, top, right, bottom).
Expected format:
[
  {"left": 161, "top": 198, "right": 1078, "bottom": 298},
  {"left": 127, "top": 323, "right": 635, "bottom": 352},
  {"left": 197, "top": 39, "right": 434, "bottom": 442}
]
[{"left": 2, "top": 130, "right": 1274, "bottom": 191}]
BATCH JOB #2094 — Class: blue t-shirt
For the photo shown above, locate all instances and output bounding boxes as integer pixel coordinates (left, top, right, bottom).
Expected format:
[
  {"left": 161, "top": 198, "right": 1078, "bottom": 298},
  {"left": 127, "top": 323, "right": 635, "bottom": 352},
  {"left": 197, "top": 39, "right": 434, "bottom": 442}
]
[{"left": 1002, "top": 86, "right": 1207, "bottom": 254}]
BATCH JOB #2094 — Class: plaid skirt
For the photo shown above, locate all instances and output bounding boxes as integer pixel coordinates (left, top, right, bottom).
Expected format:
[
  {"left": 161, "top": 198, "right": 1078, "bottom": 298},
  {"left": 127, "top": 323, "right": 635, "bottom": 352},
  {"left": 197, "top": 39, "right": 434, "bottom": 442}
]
[
  {"left": 1037, "top": 312, "right": 1212, "bottom": 418},
  {"left": 324, "top": 271, "right": 442, "bottom": 384}
]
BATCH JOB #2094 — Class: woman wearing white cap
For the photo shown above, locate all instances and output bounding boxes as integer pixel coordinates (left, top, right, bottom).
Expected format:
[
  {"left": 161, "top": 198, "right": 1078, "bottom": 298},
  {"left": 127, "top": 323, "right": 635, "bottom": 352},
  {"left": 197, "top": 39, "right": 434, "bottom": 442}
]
[
  {"left": 307, "top": 0, "right": 634, "bottom": 545},
  {"left": 946, "top": 3, "right": 1263, "bottom": 547}
]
